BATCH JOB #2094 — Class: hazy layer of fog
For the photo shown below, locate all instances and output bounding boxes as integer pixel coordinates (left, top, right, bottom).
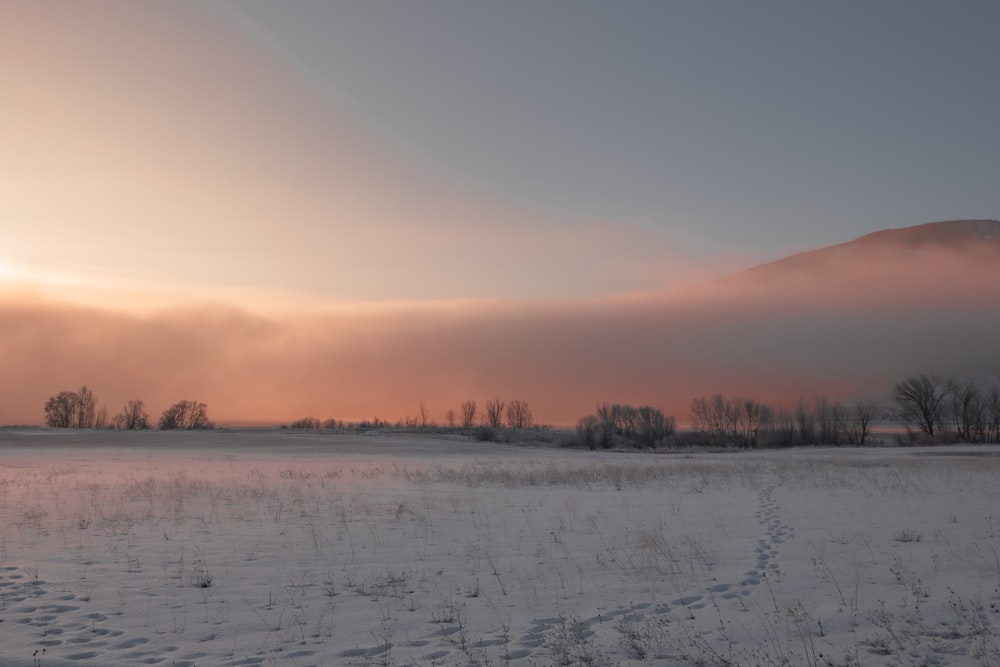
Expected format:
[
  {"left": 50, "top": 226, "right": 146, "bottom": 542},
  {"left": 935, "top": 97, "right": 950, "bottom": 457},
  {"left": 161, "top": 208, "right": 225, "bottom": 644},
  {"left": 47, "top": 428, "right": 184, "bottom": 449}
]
[{"left": 3, "top": 241, "right": 998, "bottom": 426}]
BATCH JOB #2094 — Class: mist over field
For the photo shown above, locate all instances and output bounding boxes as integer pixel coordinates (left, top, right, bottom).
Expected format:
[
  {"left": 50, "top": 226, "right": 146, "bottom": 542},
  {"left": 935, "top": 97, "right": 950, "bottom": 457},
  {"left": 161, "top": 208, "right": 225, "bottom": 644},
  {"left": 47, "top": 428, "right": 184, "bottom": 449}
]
[{"left": 3, "top": 221, "right": 999, "bottom": 426}]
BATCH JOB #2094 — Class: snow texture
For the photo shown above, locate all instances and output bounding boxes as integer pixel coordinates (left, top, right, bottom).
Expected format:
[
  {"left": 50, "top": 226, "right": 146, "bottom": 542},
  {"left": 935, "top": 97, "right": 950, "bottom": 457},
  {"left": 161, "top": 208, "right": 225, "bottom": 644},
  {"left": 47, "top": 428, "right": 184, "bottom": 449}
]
[{"left": 1, "top": 430, "right": 999, "bottom": 666}]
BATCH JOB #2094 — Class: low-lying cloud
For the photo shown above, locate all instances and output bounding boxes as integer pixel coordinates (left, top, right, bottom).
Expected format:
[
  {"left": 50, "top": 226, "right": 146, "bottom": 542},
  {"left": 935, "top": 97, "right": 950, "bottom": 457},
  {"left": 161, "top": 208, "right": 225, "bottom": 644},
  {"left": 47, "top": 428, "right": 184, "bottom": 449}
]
[{"left": 3, "top": 241, "right": 998, "bottom": 427}]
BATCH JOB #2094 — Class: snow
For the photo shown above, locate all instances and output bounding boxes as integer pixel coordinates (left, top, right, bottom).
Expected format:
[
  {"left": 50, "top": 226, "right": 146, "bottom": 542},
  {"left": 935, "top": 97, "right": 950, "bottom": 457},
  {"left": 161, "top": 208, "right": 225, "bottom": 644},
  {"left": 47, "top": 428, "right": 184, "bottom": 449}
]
[{"left": 1, "top": 430, "right": 999, "bottom": 666}]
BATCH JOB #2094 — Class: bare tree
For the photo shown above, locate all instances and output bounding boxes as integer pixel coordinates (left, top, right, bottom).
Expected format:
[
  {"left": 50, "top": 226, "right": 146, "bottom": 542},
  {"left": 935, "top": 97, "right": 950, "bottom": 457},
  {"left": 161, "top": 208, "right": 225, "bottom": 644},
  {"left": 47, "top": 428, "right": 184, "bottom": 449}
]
[
  {"left": 595, "top": 402, "right": 616, "bottom": 448},
  {"left": 611, "top": 404, "right": 638, "bottom": 441},
  {"left": 737, "top": 398, "right": 771, "bottom": 448},
  {"left": 75, "top": 385, "right": 98, "bottom": 428},
  {"left": 986, "top": 386, "right": 1000, "bottom": 444},
  {"left": 117, "top": 399, "right": 150, "bottom": 430},
  {"left": 158, "top": 402, "right": 184, "bottom": 430},
  {"left": 832, "top": 402, "right": 850, "bottom": 445},
  {"left": 814, "top": 395, "right": 838, "bottom": 445},
  {"left": 484, "top": 397, "right": 505, "bottom": 429},
  {"left": 44, "top": 391, "right": 79, "bottom": 428},
  {"left": 445, "top": 408, "right": 456, "bottom": 429},
  {"left": 460, "top": 400, "right": 477, "bottom": 429},
  {"left": 418, "top": 401, "right": 430, "bottom": 429},
  {"left": 796, "top": 399, "right": 816, "bottom": 445},
  {"left": 949, "top": 380, "right": 984, "bottom": 442},
  {"left": 505, "top": 399, "right": 533, "bottom": 428},
  {"left": 691, "top": 394, "right": 770, "bottom": 446},
  {"left": 595, "top": 403, "right": 633, "bottom": 446},
  {"left": 159, "top": 400, "right": 212, "bottom": 430},
  {"left": 690, "top": 394, "right": 741, "bottom": 443},
  {"left": 767, "top": 407, "right": 797, "bottom": 448},
  {"left": 636, "top": 406, "right": 676, "bottom": 448},
  {"left": 581, "top": 404, "right": 675, "bottom": 449},
  {"left": 43, "top": 387, "right": 114, "bottom": 429},
  {"left": 836, "top": 399, "right": 877, "bottom": 446},
  {"left": 853, "top": 400, "right": 877, "bottom": 446},
  {"left": 893, "top": 374, "right": 948, "bottom": 437},
  {"left": 94, "top": 405, "right": 110, "bottom": 429},
  {"left": 689, "top": 395, "right": 720, "bottom": 441},
  {"left": 576, "top": 415, "right": 600, "bottom": 450}
]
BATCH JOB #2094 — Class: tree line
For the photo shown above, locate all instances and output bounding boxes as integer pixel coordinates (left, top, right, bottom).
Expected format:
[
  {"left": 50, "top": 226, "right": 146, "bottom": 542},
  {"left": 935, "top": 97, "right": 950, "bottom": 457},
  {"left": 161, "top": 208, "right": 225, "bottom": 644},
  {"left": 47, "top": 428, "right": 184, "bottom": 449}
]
[
  {"left": 684, "top": 394, "right": 878, "bottom": 448},
  {"left": 42, "top": 386, "right": 212, "bottom": 430},
  {"left": 39, "top": 373, "right": 1000, "bottom": 446},
  {"left": 287, "top": 396, "right": 535, "bottom": 435},
  {"left": 892, "top": 374, "right": 1000, "bottom": 443},
  {"left": 288, "top": 399, "right": 676, "bottom": 449},
  {"left": 679, "top": 373, "right": 1000, "bottom": 448}
]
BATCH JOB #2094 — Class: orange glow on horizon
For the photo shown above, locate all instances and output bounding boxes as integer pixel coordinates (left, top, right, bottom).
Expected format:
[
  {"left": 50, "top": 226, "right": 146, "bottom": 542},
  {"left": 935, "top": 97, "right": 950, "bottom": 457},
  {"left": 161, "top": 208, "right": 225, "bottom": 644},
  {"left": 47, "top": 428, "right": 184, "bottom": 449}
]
[{"left": 2, "top": 238, "right": 999, "bottom": 428}]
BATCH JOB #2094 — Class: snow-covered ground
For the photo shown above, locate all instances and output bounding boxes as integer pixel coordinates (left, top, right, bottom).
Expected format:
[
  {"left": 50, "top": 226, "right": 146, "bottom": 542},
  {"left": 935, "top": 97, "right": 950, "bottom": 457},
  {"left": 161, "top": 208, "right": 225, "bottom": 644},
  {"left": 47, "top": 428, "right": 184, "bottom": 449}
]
[{"left": 1, "top": 430, "right": 999, "bottom": 666}]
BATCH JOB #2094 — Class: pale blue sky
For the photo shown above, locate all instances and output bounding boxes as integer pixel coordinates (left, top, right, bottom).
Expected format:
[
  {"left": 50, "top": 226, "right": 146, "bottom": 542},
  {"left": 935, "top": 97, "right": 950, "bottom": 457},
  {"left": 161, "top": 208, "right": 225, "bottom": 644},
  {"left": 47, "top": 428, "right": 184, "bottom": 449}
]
[{"left": 223, "top": 1, "right": 1000, "bottom": 256}]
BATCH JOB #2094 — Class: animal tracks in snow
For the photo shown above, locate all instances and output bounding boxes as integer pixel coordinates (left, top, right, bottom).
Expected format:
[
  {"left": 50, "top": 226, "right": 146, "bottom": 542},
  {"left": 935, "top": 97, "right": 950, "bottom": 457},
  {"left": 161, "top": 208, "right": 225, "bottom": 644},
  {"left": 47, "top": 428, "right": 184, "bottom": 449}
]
[
  {"left": 346, "top": 481, "right": 801, "bottom": 663},
  {"left": 3, "top": 437, "right": 1000, "bottom": 666}
]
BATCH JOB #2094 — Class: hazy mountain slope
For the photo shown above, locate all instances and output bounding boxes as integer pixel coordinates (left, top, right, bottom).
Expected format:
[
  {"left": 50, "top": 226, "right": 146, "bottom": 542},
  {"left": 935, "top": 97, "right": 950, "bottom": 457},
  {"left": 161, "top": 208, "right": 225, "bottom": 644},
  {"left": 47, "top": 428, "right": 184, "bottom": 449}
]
[
  {"left": 709, "top": 219, "right": 1000, "bottom": 307},
  {"left": 740, "top": 218, "right": 1000, "bottom": 274}
]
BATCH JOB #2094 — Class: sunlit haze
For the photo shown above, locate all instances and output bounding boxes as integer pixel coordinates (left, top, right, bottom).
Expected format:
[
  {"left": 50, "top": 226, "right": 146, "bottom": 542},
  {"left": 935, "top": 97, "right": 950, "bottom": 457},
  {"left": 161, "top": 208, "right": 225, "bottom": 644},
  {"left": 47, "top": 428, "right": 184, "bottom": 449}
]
[{"left": 2, "top": 2, "right": 998, "bottom": 426}]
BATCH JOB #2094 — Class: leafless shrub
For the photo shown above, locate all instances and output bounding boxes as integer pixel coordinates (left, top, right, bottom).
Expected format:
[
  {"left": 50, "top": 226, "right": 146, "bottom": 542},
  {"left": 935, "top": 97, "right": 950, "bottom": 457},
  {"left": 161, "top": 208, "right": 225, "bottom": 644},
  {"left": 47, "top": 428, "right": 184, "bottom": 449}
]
[
  {"left": 116, "top": 398, "right": 150, "bottom": 430},
  {"left": 289, "top": 416, "right": 321, "bottom": 429},
  {"left": 892, "top": 529, "right": 923, "bottom": 543},
  {"left": 159, "top": 400, "right": 212, "bottom": 430}
]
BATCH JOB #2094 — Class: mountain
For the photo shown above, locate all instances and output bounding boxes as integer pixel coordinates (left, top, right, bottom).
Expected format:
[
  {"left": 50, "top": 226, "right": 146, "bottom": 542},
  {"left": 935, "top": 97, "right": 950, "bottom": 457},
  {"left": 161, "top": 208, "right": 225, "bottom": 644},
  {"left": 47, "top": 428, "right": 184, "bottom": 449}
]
[
  {"left": 744, "top": 219, "right": 1000, "bottom": 274},
  {"left": 711, "top": 219, "right": 1000, "bottom": 306},
  {"left": 844, "top": 218, "right": 1000, "bottom": 247}
]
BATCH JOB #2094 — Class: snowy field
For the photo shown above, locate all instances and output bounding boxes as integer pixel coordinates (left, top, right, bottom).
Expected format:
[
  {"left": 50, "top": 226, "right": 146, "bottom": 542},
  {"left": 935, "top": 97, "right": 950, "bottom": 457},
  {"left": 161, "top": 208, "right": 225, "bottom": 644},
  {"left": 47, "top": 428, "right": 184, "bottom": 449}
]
[{"left": 1, "top": 430, "right": 1000, "bottom": 666}]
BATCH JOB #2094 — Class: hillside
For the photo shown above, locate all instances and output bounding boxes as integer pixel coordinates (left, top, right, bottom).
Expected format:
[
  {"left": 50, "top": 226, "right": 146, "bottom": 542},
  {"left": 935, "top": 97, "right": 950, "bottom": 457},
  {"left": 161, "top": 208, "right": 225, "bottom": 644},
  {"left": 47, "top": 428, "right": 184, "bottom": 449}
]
[
  {"left": 740, "top": 218, "right": 1000, "bottom": 275},
  {"left": 709, "top": 219, "right": 1000, "bottom": 305}
]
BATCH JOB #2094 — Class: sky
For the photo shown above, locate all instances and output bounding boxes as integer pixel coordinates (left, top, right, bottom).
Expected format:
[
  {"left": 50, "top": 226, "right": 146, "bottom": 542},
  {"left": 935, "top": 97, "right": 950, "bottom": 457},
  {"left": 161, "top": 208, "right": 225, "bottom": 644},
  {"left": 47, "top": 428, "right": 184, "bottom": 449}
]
[{"left": 2, "top": 2, "right": 999, "bottom": 426}]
